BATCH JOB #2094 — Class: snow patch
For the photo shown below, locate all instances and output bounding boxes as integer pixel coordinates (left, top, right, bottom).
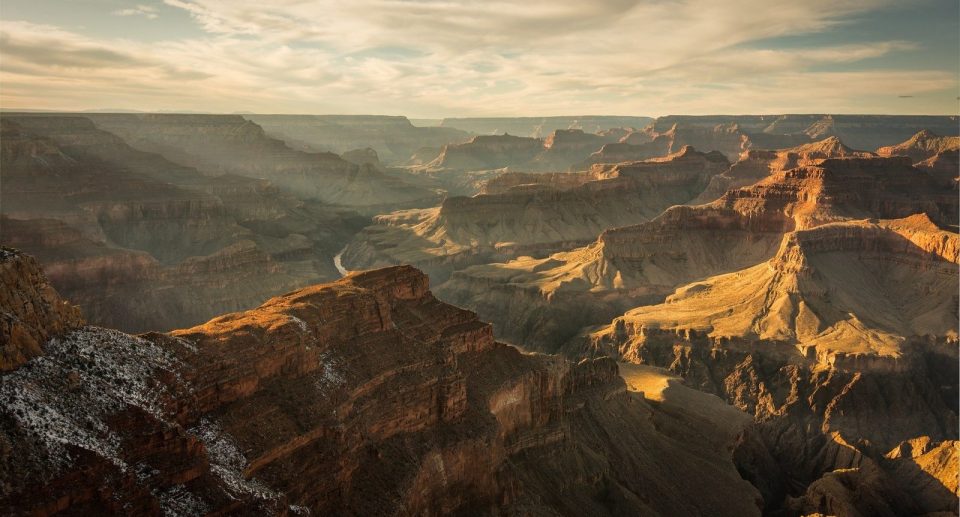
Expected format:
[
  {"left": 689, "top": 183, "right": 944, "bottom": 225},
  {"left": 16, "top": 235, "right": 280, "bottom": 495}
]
[
  {"left": 189, "top": 418, "right": 280, "bottom": 502},
  {"left": 0, "top": 327, "right": 182, "bottom": 472},
  {"left": 157, "top": 484, "right": 210, "bottom": 517}
]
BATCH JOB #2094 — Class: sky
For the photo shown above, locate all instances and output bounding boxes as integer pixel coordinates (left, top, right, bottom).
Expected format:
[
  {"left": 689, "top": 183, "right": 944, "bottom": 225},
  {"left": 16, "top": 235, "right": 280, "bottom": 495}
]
[{"left": 0, "top": 0, "right": 957, "bottom": 117}]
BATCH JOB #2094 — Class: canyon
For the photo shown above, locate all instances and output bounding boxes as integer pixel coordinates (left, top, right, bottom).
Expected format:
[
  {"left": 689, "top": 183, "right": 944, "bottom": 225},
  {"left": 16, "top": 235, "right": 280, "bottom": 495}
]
[
  {"left": 437, "top": 142, "right": 957, "bottom": 349},
  {"left": 0, "top": 115, "right": 369, "bottom": 332},
  {"left": 1, "top": 113, "right": 957, "bottom": 516},
  {"left": 340, "top": 146, "right": 730, "bottom": 282},
  {"left": 0, "top": 248, "right": 762, "bottom": 516}
]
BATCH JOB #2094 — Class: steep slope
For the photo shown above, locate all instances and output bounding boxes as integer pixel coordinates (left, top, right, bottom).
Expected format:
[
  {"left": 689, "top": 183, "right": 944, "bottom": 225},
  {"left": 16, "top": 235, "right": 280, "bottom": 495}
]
[
  {"left": 0, "top": 116, "right": 367, "bottom": 332},
  {"left": 0, "top": 248, "right": 84, "bottom": 371},
  {"left": 245, "top": 114, "right": 471, "bottom": 164},
  {"left": 877, "top": 129, "right": 960, "bottom": 183},
  {"left": 650, "top": 114, "right": 959, "bottom": 151},
  {"left": 342, "top": 147, "right": 730, "bottom": 282},
  {"left": 80, "top": 113, "right": 440, "bottom": 213},
  {"left": 691, "top": 136, "right": 874, "bottom": 204},
  {"left": 580, "top": 215, "right": 959, "bottom": 514},
  {"left": 421, "top": 129, "right": 620, "bottom": 173},
  {"left": 0, "top": 253, "right": 761, "bottom": 516},
  {"left": 437, "top": 154, "right": 956, "bottom": 350}
]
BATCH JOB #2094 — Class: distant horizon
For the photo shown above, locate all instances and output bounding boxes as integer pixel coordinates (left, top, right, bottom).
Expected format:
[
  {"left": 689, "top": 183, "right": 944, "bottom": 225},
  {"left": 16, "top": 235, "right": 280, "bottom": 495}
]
[{"left": 1, "top": 108, "right": 957, "bottom": 119}]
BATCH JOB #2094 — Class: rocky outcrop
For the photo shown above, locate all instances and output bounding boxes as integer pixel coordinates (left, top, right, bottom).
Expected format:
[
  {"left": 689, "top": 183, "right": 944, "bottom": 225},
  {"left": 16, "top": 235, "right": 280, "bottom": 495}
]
[
  {"left": 422, "top": 129, "right": 629, "bottom": 173},
  {"left": 245, "top": 114, "right": 471, "bottom": 165},
  {"left": 0, "top": 248, "right": 83, "bottom": 371},
  {"left": 343, "top": 147, "right": 730, "bottom": 283},
  {"left": 877, "top": 129, "right": 960, "bottom": 183},
  {"left": 0, "top": 116, "right": 368, "bottom": 332},
  {"left": 426, "top": 133, "right": 545, "bottom": 171},
  {"left": 649, "top": 114, "right": 959, "bottom": 151},
  {"left": 437, "top": 154, "right": 956, "bottom": 351},
  {"left": 0, "top": 259, "right": 761, "bottom": 516},
  {"left": 691, "top": 136, "right": 875, "bottom": 204},
  {"left": 578, "top": 216, "right": 959, "bottom": 514}
]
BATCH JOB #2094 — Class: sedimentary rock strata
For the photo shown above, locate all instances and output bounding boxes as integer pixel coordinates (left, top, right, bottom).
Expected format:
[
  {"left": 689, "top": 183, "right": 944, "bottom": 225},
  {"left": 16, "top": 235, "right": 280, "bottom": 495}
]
[
  {"left": 245, "top": 114, "right": 471, "bottom": 165},
  {"left": 342, "top": 146, "right": 729, "bottom": 282},
  {"left": 0, "top": 255, "right": 760, "bottom": 516},
  {"left": 0, "top": 116, "right": 367, "bottom": 332},
  {"left": 437, "top": 153, "right": 956, "bottom": 350},
  {"left": 81, "top": 113, "right": 440, "bottom": 213},
  {"left": 580, "top": 215, "right": 959, "bottom": 514}
]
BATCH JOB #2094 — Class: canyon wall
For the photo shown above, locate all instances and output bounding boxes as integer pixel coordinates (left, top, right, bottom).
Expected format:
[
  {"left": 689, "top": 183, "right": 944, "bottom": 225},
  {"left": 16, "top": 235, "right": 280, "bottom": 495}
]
[{"left": 0, "top": 254, "right": 761, "bottom": 516}]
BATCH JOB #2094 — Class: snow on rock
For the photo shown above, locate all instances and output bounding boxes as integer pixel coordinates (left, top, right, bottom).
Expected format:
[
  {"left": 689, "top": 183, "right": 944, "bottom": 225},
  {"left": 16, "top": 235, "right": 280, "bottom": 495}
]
[
  {"left": 0, "top": 326, "right": 183, "bottom": 473},
  {"left": 189, "top": 418, "right": 281, "bottom": 502}
]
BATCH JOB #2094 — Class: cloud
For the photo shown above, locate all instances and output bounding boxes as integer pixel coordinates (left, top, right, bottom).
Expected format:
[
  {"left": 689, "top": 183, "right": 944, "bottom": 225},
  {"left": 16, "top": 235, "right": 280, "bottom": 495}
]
[
  {"left": 112, "top": 5, "right": 159, "bottom": 19},
  {"left": 1, "top": 0, "right": 956, "bottom": 116}
]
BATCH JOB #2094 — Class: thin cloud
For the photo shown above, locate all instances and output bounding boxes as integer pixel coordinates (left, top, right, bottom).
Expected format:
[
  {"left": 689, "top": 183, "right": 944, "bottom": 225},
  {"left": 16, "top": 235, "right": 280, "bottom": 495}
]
[
  {"left": 112, "top": 5, "right": 160, "bottom": 19},
  {"left": 1, "top": 0, "right": 956, "bottom": 116}
]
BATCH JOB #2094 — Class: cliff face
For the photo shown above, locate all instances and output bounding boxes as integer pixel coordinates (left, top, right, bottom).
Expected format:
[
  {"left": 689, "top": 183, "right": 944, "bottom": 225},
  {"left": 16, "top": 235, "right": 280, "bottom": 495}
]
[
  {"left": 436, "top": 154, "right": 956, "bottom": 351},
  {"left": 0, "top": 258, "right": 761, "bottom": 516},
  {"left": 580, "top": 215, "right": 959, "bottom": 515},
  {"left": 0, "top": 116, "right": 368, "bottom": 332},
  {"left": 0, "top": 248, "right": 84, "bottom": 371},
  {"left": 342, "top": 147, "right": 730, "bottom": 283},
  {"left": 245, "top": 114, "right": 471, "bottom": 165},
  {"left": 79, "top": 113, "right": 440, "bottom": 213},
  {"left": 691, "top": 136, "right": 875, "bottom": 204},
  {"left": 877, "top": 130, "right": 960, "bottom": 183},
  {"left": 649, "top": 114, "right": 959, "bottom": 151}
]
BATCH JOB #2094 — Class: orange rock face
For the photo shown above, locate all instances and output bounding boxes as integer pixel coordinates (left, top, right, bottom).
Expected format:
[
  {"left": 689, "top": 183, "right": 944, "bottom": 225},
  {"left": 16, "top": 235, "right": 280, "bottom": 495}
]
[
  {"left": 0, "top": 248, "right": 83, "bottom": 370},
  {"left": 0, "top": 258, "right": 761, "bottom": 516}
]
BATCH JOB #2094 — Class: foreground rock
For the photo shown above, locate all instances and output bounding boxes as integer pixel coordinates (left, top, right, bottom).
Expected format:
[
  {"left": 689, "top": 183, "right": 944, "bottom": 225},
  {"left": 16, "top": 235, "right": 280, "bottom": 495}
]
[
  {"left": 342, "top": 147, "right": 729, "bottom": 282},
  {"left": 0, "top": 253, "right": 760, "bottom": 516},
  {"left": 0, "top": 248, "right": 83, "bottom": 371}
]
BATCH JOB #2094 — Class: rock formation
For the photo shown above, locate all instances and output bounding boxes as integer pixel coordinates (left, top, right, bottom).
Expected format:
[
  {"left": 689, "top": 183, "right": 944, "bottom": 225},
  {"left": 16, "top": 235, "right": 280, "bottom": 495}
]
[
  {"left": 877, "top": 129, "right": 960, "bottom": 183},
  {"left": 0, "top": 116, "right": 368, "bottom": 332},
  {"left": 0, "top": 253, "right": 761, "bottom": 516},
  {"left": 691, "top": 136, "right": 875, "bottom": 204},
  {"left": 580, "top": 215, "right": 959, "bottom": 514},
  {"left": 342, "top": 147, "right": 730, "bottom": 283},
  {"left": 650, "top": 114, "right": 959, "bottom": 152},
  {"left": 82, "top": 113, "right": 440, "bottom": 214},
  {"left": 437, "top": 116, "right": 653, "bottom": 138},
  {"left": 245, "top": 114, "right": 471, "bottom": 165},
  {"left": 437, "top": 153, "right": 956, "bottom": 350},
  {"left": 0, "top": 248, "right": 83, "bottom": 371}
]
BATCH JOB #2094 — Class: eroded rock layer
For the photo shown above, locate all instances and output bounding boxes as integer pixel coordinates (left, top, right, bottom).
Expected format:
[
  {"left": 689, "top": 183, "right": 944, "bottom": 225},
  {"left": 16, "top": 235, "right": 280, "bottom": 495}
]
[
  {"left": 0, "top": 116, "right": 367, "bottom": 332},
  {"left": 437, "top": 153, "right": 956, "bottom": 350},
  {"left": 0, "top": 255, "right": 761, "bottom": 516},
  {"left": 579, "top": 215, "right": 959, "bottom": 515},
  {"left": 342, "top": 147, "right": 730, "bottom": 282}
]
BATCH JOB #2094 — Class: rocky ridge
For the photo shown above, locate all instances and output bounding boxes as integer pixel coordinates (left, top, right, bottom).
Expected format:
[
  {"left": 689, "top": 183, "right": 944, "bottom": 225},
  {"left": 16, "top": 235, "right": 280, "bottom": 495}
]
[
  {"left": 579, "top": 215, "right": 959, "bottom": 515},
  {"left": 342, "top": 146, "right": 730, "bottom": 283},
  {"left": 0, "top": 116, "right": 367, "bottom": 332},
  {"left": 0, "top": 253, "right": 761, "bottom": 516},
  {"left": 436, "top": 152, "right": 957, "bottom": 350}
]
